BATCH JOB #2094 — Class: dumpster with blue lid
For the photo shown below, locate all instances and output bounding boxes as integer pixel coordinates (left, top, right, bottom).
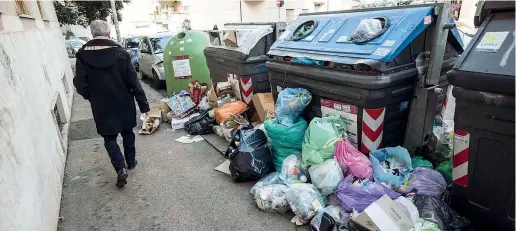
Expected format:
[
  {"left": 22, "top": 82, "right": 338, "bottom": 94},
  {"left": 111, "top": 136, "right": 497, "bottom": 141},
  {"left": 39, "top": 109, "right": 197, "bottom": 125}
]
[
  {"left": 447, "top": 1, "right": 515, "bottom": 230},
  {"left": 204, "top": 22, "right": 286, "bottom": 104},
  {"left": 266, "top": 4, "right": 463, "bottom": 153}
]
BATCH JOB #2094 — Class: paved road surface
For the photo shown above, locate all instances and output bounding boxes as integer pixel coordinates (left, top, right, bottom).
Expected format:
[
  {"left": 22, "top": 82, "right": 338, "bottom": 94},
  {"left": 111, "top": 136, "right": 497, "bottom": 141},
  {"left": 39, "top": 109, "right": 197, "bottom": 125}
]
[{"left": 58, "top": 82, "right": 308, "bottom": 231}]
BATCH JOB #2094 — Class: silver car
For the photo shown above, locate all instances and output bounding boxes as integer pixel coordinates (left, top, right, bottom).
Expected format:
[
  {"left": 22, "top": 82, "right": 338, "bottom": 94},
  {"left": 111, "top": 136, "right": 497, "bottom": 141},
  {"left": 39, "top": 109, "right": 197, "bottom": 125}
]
[{"left": 138, "top": 33, "right": 174, "bottom": 88}]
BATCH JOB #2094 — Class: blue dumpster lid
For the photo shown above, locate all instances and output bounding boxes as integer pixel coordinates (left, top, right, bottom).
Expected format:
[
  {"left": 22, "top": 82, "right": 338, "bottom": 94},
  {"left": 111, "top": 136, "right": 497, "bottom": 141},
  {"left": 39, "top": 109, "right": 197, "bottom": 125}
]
[{"left": 268, "top": 6, "right": 464, "bottom": 64}]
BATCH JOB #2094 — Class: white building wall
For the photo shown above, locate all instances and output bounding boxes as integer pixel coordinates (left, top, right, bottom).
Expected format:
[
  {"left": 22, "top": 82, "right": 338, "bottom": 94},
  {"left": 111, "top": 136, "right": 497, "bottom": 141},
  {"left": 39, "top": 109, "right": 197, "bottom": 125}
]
[{"left": 0, "top": 1, "right": 74, "bottom": 230}]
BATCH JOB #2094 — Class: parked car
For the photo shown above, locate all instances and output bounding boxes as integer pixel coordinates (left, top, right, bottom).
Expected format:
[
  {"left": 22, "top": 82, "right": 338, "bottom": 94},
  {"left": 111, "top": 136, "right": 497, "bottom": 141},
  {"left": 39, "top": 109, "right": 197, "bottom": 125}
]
[
  {"left": 138, "top": 33, "right": 174, "bottom": 88},
  {"left": 65, "top": 39, "right": 86, "bottom": 53},
  {"left": 122, "top": 36, "right": 142, "bottom": 72}
]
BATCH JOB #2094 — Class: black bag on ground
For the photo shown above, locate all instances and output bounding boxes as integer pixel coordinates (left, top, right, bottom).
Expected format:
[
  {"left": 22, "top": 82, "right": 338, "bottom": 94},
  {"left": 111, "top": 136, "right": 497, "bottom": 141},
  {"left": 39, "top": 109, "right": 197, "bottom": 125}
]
[
  {"left": 412, "top": 195, "right": 470, "bottom": 231},
  {"left": 184, "top": 110, "right": 215, "bottom": 135},
  {"left": 228, "top": 128, "right": 273, "bottom": 182}
]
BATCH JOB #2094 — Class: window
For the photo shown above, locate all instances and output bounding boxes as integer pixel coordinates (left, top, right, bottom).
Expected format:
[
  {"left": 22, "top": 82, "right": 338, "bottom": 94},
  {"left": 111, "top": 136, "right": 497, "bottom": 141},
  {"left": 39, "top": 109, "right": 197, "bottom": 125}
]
[
  {"left": 286, "top": 9, "right": 295, "bottom": 23},
  {"left": 37, "top": 0, "right": 45, "bottom": 19},
  {"left": 15, "top": 0, "right": 29, "bottom": 15},
  {"left": 149, "top": 36, "right": 172, "bottom": 54},
  {"left": 140, "top": 39, "right": 150, "bottom": 53}
]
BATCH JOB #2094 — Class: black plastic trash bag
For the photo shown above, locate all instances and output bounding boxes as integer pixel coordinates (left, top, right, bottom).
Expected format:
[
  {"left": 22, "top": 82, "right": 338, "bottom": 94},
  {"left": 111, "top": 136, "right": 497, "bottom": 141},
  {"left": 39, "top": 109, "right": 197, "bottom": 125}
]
[
  {"left": 412, "top": 195, "right": 470, "bottom": 231},
  {"left": 228, "top": 128, "right": 274, "bottom": 182},
  {"left": 184, "top": 110, "right": 215, "bottom": 135},
  {"left": 224, "top": 124, "right": 253, "bottom": 159}
]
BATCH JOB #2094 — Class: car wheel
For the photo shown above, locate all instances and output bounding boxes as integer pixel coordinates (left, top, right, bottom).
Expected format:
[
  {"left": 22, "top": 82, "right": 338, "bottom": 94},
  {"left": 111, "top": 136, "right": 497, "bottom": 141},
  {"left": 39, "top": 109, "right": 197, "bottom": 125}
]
[{"left": 152, "top": 71, "right": 162, "bottom": 89}]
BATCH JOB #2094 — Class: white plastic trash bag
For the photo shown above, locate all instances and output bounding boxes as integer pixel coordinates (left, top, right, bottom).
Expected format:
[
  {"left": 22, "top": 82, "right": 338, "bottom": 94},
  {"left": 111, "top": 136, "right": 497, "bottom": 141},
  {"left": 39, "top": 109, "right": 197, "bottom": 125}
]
[
  {"left": 309, "top": 159, "right": 345, "bottom": 195},
  {"left": 254, "top": 184, "right": 290, "bottom": 213}
]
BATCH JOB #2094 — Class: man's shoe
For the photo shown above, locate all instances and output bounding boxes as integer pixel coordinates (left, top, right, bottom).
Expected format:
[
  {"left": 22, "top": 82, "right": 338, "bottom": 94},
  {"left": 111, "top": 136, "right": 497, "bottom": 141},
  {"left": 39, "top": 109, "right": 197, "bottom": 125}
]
[
  {"left": 116, "top": 168, "right": 128, "bottom": 188},
  {"left": 128, "top": 160, "right": 138, "bottom": 170}
]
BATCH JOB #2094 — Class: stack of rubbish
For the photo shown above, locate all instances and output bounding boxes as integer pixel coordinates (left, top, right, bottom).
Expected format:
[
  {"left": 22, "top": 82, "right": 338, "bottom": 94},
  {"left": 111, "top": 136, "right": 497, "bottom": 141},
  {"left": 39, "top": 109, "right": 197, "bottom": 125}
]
[{"left": 213, "top": 87, "right": 470, "bottom": 230}]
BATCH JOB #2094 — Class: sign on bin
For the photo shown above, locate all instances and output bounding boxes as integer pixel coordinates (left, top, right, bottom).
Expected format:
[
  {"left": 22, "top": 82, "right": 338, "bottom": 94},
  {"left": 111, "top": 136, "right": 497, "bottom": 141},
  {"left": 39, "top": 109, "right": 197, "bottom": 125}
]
[
  {"left": 320, "top": 99, "right": 359, "bottom": 148},
  {"left": 172, "top": 55, "right": 192, "bottom": 79}
]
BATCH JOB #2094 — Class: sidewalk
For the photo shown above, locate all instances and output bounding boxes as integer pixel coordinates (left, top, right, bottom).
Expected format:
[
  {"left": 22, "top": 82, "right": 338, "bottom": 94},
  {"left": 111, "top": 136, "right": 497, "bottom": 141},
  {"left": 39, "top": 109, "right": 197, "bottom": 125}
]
[{"left": 58, "top": 82, "right": 307, "bottom": 231}]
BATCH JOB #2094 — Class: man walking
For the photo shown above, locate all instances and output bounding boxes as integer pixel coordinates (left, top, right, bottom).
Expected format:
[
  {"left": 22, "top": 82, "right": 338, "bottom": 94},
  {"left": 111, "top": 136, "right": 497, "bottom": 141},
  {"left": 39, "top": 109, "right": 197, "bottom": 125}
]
[{"left": 74, "top": 20, "right": 149, "bottom": 188}]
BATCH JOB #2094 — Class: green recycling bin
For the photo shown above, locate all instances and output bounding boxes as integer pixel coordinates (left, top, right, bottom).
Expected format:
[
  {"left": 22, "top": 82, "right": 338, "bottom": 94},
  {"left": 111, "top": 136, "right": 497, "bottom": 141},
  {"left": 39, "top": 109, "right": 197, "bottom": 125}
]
[{"left": 164, "top": 31, "right": 211, "bottom": 96}]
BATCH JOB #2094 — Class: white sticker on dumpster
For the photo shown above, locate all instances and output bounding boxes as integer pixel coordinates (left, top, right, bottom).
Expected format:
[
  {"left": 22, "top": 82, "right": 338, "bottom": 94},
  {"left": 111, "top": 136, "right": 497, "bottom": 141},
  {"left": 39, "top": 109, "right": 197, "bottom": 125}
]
[
  {"left": 424, "top": 15, "right": 432, "bottom": 25},
  {"left": 172, "top": 55, "right": 192, "bottom": 79},
  {"left": 373, "top": 48, "right": 391, "bottom": 57},
  {"left": 320, "top": 98, "right": 359, "bottom": 148},
  {"left": 336, "top": 35, "right": 348, "bottom": 43},
  {"left": 383, "top": 40, "right": 396, "bottom": 47},
  {"left": 475, "top": 31, "right": 509, "bottom": 52}
]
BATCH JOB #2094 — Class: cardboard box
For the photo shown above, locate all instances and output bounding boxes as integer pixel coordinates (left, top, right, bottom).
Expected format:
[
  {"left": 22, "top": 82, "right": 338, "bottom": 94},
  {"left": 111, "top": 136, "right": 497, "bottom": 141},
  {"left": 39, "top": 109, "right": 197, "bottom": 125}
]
[
  {"left": 252, "top": 93, "right": 275, "bottom": 123},
  {"left": 352, "top": 195, "right": 414, "bottom": 231}
]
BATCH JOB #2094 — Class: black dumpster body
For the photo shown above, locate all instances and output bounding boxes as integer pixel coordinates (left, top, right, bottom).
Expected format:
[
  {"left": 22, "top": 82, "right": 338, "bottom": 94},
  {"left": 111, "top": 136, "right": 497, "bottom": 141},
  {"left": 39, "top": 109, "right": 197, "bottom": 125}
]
[
  {"left": 267, "top": 5, "right": 463, "bottom": 153},
  {"left": 447, "top": 3, "right": 515, "bottom": 230},
  {"left": 204, "top": 22, "right": 286, "bottom": 104}
]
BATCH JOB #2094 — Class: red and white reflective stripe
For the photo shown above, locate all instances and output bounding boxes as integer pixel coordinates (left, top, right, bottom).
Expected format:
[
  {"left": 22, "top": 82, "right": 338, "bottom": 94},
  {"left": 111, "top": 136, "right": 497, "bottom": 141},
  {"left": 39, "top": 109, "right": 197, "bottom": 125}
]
[
  {"left": 361, "top": 107, "right": 385, "bottom": 153},
  {"left": 453, "top": 130, "right": 470, "bottom": 187},
  {"left": 240, "top": 78, "right": 253, "bottom": 104},
  {"left": 441, "top": 85, "right": 456, "bottom": 120}
]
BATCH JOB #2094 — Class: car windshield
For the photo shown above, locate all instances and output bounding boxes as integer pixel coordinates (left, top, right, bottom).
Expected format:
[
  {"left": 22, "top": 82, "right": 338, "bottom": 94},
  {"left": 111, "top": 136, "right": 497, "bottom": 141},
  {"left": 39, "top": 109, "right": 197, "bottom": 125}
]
[
  {"left": 125, "top": 37, "right": 140, "bottom": 48},
  {"left": 68, "top": 40, "right": 85, "bottom": 47},
  {"left": 149, "top": 36, "right": 172, "bottom": 54}
]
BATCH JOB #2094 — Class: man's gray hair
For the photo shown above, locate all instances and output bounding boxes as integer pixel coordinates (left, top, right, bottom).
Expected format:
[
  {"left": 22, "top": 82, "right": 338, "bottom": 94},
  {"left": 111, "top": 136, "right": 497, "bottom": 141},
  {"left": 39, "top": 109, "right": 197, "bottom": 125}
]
[{"left": 90, "top": 20, "right": 110, "bottom": 37}]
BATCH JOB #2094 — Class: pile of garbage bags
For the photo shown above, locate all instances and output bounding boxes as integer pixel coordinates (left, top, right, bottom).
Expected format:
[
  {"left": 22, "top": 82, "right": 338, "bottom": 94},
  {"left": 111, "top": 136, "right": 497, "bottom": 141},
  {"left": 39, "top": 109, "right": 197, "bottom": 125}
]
[{"left": 213, "top": 87, "right": 470, "bottom": 230}]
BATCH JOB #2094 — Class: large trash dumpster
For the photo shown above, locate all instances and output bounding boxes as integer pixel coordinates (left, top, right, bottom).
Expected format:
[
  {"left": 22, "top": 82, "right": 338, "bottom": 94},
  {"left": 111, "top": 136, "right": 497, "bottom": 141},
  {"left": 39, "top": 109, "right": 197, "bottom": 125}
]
[
  {"left": 164, "top": 31, "right": 211, "bottom": 96},
  {"left": 204, "top": 22, "right": 286, "bottom": 104},
  {"left": 447, "top": 2, "right": 515, "bottom": 230},
  {"left": 266, "top": 5, "right": 464, "bottom": 153}
]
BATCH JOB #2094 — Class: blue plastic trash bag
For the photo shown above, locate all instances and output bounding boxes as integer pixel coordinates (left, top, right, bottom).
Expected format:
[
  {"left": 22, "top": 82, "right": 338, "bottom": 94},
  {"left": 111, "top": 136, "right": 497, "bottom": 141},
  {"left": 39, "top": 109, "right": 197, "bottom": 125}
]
[
  {"left": 397, "top": 167, "right": 447, "bottom": 199},
  {"left": 250, "top": 172, "right": 284, "bottom": 195},
  {"left": 335, "top": 175, "right": 401, "bottom": 213},
  {"left": 285, "top": 183, "right": 326, "bottom": 225},
  {"left": 275, "top": 88, "right": 312, "bottom": 126},
  {"left": 369, "top": 146, "right": 412, "bottom": 186}
]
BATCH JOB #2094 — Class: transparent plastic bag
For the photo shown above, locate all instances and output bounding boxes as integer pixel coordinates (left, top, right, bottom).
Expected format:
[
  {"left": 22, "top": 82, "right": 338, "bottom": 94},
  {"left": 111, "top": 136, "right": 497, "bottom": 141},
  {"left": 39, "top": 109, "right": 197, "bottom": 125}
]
[
  {"left": 369, "top": 146, "right": 412, "bottom": 186},
  {"left": 168, "top": 93, "right": 196, "bottom": 118},
  {"left": 309, "top": 159, "right": 344, "bottom": 195},
  {"left": 285, "top": 183, "right": 326, "bottom": 225},
  {"left": 254, "top": 184, "right": 290, "bottom": 213},
  {"left": 433, "top": 117, "right": 454, "bottom": 159},
  {"left": 334, "top": 139, "right": 373, "bottom": 179},
  {"left": 280, "top": 155, "right": 309, "bottom": 184},
  {"left": 265, "top": 118, "right": 308, "bottom": 170},
  {"left": 250, "top": 172, "right": 283, "bottom": 195},
  {"left": 350, "top": 18, "right": 386, "bottom": 43},
  {"left": 412, "top": 195, "right": 470, "bottom": 230},
  {"left": 302, "top": 117, "right": 347, "bottom": 165},
  {"left": 275, "top": 88, "right": 312, "bottom": 126},
  {"left": 310, "top": 205, "right": 349, "bottom": 231},
  {"left": 335, "top": 175, "right": 401, "bottom": 213},
  {"left": 397, "top": 167, "right": 447, "bottom": 199}
]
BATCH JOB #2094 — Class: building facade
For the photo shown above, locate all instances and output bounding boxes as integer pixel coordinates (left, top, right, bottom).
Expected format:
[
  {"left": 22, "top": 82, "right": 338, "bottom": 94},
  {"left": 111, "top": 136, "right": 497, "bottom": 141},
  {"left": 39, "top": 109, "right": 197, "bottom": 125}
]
[
  {"left": 151, "top": 0, "right": 354, "bottom": 32},
  {"left": 0, "top": 1, "right": 73, "bottom": 230}
]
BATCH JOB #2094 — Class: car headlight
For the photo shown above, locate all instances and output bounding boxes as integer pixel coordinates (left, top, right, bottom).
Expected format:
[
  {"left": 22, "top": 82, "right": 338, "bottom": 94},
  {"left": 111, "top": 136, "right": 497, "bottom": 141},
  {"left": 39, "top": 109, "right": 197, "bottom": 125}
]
[{"left": 156, "top": 62, "right": 163, "bottom": 67}]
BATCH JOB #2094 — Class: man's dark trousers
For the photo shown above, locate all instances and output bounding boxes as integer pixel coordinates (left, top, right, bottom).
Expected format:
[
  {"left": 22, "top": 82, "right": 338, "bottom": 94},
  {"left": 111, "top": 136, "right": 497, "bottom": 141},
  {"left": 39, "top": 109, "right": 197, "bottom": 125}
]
[{"left": 101, "top": 130, "right": 135, "bottom": 172}]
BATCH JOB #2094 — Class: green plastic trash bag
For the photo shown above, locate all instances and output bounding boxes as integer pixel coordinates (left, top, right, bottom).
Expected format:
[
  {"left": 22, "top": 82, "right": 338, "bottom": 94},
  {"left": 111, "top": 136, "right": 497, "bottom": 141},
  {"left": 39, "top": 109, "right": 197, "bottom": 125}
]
[
  {"left": 302, "top": 117, "right": 347, "bottom": 165},
  {"left": 436, "top": 161, "right": 452, "bottom": 185},
  {"left": 412, "top": 156, "right": 433, "bottom": 168},
  {"left": 265, "top": 118, "right": 308, "bottom": 171}
]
